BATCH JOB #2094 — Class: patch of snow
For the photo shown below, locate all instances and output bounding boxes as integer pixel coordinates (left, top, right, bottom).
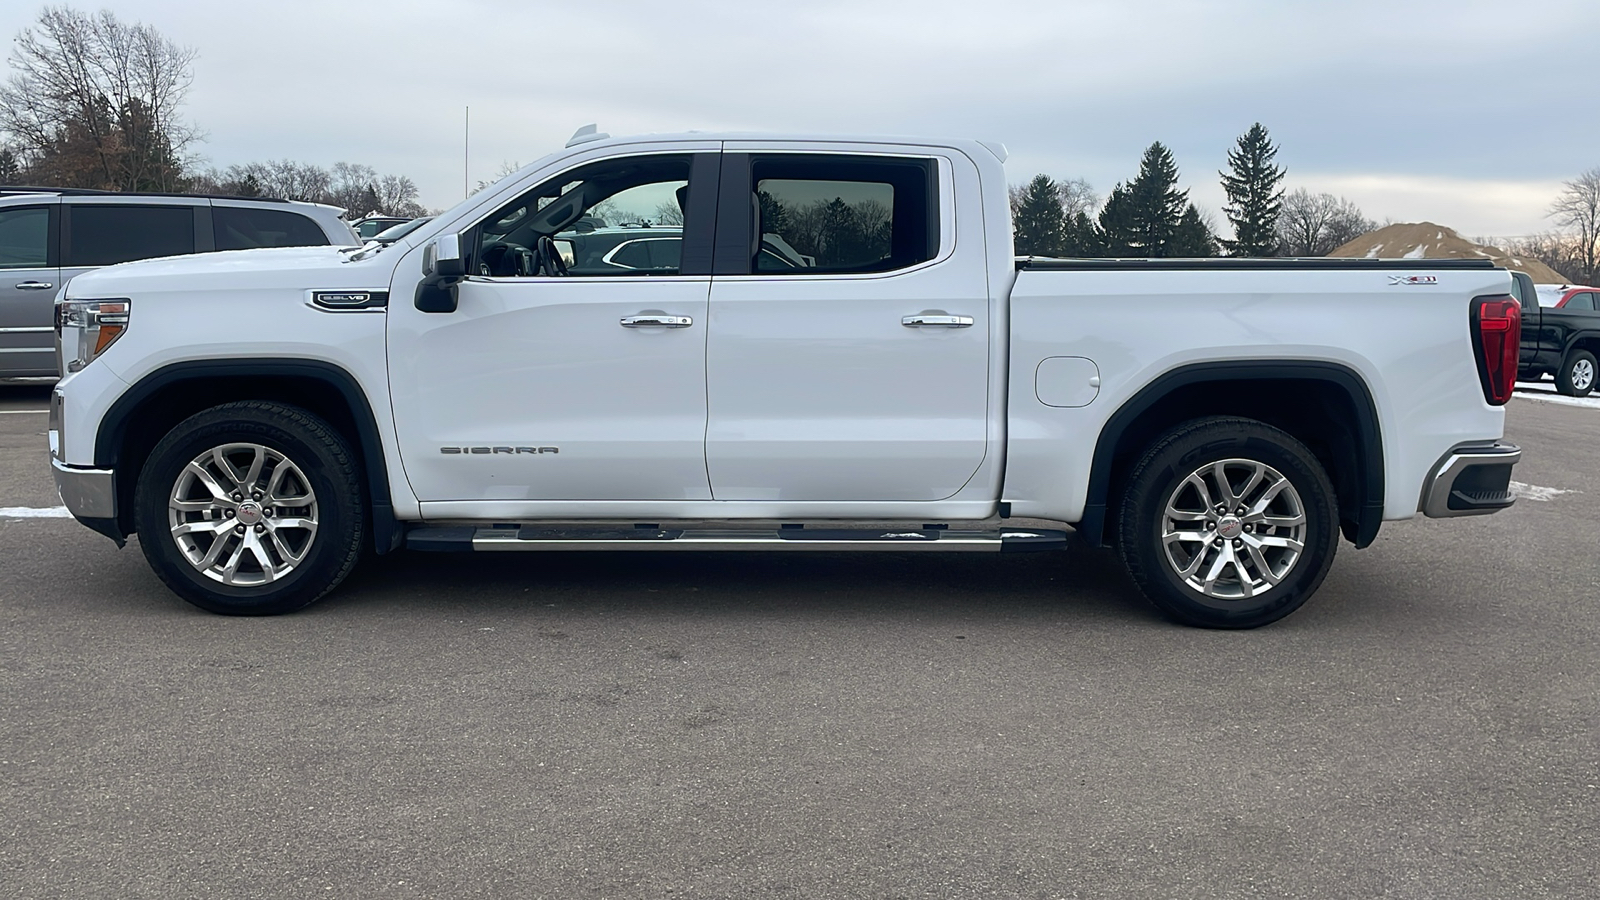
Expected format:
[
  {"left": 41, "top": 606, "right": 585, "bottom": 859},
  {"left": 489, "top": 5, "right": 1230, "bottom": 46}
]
[
  {"left": 1436, "top": 231, "right": 1443, "bottom": 240},
  {"left": 1403, "top": 244, "right": 1428, "bottom": 259},
  {"left": 0, "top": 506, "right": 72, "bottom": 518},
  {"left": 1509, "top": 481, "right": 1577, "bottom": 502},
  {"left": 1364, "top": 245, "right": 1382, "bottom": 258}
]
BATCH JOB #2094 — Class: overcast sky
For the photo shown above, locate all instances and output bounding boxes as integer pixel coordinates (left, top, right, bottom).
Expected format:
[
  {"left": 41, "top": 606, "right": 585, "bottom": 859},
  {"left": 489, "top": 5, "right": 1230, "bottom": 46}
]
[{"left": 3, "top": 0, "right": 1596, "bottom": 237}]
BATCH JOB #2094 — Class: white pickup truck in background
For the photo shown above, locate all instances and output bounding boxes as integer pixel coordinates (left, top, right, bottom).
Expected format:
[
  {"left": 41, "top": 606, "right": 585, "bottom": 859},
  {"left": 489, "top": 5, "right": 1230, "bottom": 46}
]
[{"left": 48, "top": 129, "right": 1523, "bottom": 627}]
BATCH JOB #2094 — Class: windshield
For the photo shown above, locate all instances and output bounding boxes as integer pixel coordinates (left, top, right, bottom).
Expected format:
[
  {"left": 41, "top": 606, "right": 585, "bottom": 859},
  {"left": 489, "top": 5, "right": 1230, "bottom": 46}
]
[{"left": 372, "top": 217, "right": 432, "bottom": 243}]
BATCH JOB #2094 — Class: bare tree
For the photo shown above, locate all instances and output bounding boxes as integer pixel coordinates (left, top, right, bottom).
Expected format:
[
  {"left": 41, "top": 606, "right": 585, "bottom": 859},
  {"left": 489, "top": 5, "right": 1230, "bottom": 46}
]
[
  {"left": 1056, "top": 177, "right": 1099, "bottom": 218},
  {"left": 474, "top": 160, "right": 522, "bottom": 193},
  {"left": 1277, "top": 188, "right": 1376, "bottom": 256},
  {"left": 0, "top": 6, "right": 198, "bottom": 190},
  {"left": 652, "top": 199, "right": 685, "bottom": 226},
  {"left": 376, "top": 174, "right": 424, "bottom": 217},
  {"left": 1549, "top": 168, "right": 1600, "bottom": 283},
  {"left": 1494, "top": 232, "right": 1579, "bottom": 282}
]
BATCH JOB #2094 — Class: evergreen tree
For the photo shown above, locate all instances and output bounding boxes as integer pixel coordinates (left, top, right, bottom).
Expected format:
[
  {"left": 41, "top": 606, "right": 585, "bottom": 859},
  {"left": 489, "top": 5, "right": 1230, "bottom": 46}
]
[
  {"left": 1011, "top": 174, "right": 1067, "bottom": 256},
  {"left": 1219, "top": 123, "right": 1286, "bottom": 256},
  {"left": 0, "top": 146, "right": 20, "bottom": 184},
  {"left": 1169, "top": 203, "right": 1218, "bottom": 257},
  {"left": 1096, "top": 182, "right": 1138, "bottom": 257},
  {"left": 1125, "top": 142, "right": 1188, "bottom": 256},
  {"left": 1062, "top": 210, "right": 1099, "bottom": 257}
]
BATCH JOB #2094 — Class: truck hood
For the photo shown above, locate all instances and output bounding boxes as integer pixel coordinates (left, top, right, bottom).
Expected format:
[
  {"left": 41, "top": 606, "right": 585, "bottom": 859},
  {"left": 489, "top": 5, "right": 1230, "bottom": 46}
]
[{"left": 64, "top": 245, "right": 396, "bottom": 298}]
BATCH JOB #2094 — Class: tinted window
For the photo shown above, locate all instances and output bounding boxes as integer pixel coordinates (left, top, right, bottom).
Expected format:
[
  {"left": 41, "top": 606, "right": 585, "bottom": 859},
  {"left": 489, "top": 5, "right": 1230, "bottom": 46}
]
[
  {"left": 0, "top": 206, "right": 49, "bottom": 269},
  {"left": 67, "top": 205, "right": 194, "bottom": 267},
  {"left": 647, "top": 238, "right": 681, "bottom": 268},
  {"left": 1568, "top": 292, "right": 1596, "bottom": 311},
  {"left": 214, "top": 206, "right": 329, "bottom": 250},
  {"left": 608, "top": 240, "right": 653, "bottom": 268},
  {"left": 750, "top": 156, "right": 936, "bottom": 274}
]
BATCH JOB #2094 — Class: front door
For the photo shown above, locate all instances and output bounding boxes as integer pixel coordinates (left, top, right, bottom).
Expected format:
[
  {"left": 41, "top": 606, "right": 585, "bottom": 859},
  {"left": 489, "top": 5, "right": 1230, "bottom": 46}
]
[
  {"left": 388, "top": 148, "right": 720, "bottom": 504},
  {"left": 703, "top": 150, "right": 990, "bottom": 502}
]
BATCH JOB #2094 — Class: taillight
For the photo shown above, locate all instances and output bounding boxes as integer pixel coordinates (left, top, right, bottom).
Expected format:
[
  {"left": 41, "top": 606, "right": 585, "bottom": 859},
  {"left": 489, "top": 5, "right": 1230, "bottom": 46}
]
[{"left": 1472, "top": 296, "right": 1519, "bottom": 406}]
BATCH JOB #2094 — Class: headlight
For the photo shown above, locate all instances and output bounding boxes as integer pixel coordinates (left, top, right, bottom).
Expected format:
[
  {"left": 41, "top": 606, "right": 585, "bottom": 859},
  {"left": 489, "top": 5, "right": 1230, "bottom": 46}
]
[{"left": 55, "top": 299, "right": 130, "bottom": 373}]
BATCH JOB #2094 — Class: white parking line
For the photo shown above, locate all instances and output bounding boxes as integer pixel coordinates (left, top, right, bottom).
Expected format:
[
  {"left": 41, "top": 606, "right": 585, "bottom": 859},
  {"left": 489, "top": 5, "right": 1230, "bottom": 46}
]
[
  {"left": 0, "top": 409, "right": 48, "bottom": 415},
  {"left": 1, "top": 506, "right": 72, "bottom": 517},
  {"left": 1512, "top": 391, "right": 1600, "bottom": 410},
  {"left": 1509, "top": 482, "right": 1577, "bottom": 502}
]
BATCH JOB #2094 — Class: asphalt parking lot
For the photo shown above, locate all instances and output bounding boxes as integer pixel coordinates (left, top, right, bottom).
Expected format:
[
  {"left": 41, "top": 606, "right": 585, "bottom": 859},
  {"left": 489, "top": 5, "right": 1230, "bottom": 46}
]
[{"left": 2, "top": 382, "right": 1597, "bottom": 899}]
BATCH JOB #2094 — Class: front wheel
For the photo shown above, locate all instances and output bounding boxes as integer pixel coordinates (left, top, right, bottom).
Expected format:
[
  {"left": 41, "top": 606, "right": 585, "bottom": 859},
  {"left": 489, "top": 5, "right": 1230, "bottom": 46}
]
[
  {"left": 1556, "top": 349, "right": 1596, "bottom": 397},
  {"left": 1117, "top": 417, "right": 1340, "bottom": 628},
  {"left": 133, "top": 401, "right": 365, "bottom": 615}
]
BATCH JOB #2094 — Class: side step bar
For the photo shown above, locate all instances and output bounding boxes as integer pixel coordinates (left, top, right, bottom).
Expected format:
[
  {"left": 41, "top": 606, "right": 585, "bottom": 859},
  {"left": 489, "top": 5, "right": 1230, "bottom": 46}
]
[{"left": 407, "top": 526, "right": 1069, "bottom": 553}]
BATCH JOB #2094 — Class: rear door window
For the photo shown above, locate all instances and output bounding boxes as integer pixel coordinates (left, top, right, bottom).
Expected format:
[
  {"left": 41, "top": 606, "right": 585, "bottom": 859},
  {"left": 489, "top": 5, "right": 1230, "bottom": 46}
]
[
  {"left": 747, "top": 155, "right": 937, "bottom": 275},
  {"left": 0, "top": 206, "right": 51, "bottom": 269},
  {"left": 1567, "top": 292, "right": 1596, "bottom": 311},
  {"left": 214, "top": 206, "right": 330, "bottom": 250},
  {"left": 66, "top": 205, "right": 195, "bottom": 267}
]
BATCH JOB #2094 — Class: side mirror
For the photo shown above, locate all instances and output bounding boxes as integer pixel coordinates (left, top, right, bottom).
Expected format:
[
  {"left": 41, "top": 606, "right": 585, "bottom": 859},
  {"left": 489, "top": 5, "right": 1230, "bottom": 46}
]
[
  {"left": 416, "top": 233, "right": 466, "bottom": 313},
  {"left": 422, "top": 233, "right": 465, "bottom": 278}
]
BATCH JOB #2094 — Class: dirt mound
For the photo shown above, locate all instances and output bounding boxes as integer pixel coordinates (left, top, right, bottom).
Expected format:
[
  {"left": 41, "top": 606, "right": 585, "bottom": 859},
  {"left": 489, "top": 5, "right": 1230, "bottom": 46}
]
[{"left": 1327, "top": 222, "right": 1569, "bottom": 283}]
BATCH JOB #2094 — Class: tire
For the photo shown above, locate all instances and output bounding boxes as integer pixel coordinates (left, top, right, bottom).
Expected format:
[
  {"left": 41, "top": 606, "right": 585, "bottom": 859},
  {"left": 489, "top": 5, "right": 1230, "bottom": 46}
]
[
  {"left": 1117, "top": 417, "right": 1340, "bottom": 629},
  {"left": 1556, "top": 349, "right": 1596, "bottom": 397},
  {"left": 133, "top": 401, "right": 365, "bottom": 615}
]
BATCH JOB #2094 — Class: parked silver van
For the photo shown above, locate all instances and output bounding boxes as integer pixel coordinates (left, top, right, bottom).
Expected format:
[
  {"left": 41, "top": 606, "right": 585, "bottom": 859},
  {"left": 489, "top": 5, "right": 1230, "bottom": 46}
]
[{"left": 0, "top": 188, "right": 357, "bottom": 377}]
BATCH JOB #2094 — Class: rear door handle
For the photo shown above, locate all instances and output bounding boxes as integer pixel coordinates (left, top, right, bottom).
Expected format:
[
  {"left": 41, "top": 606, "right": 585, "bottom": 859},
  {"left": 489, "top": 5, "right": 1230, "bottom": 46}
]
[
  {"left": 902, "top": 314, "right": 973, "bottom": 328},
  {"left": 14, "top": 281, "right": 54, "bottom": 291},
  {"left": 620, "top": 315, "right": 693, "bottom": 328}
]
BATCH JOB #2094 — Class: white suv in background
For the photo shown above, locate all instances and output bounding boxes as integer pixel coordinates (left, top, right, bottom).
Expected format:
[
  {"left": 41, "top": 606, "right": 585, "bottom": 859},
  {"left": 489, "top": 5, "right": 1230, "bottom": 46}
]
[{"left": 0, "top": 188, "right": 357, "bottom": 378}]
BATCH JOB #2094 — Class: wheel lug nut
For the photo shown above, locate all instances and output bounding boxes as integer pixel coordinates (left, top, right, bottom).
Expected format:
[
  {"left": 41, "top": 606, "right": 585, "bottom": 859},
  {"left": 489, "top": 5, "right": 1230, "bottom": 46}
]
[
  {"left": 232, "top": 492, "right": 242, "bottom": 501},
  {"left": 252, "top": 492, "right": 262, "bottom": 501},
  {"left": 1236, "top": 507, "right": 1246, "bottom": 515},
  {"left": 1206, "top": 521, "right": 1216, "bottom": 529},
  {"left": 1233, "top": 539, "right": 1242, "bottom": 548},
  {"left": 254, "top": 524, "right": 265, "bottom": 533},
  {"left": 235, "top": 525, "right": 246, "bottom": 535},
  {"left": 224, "top": 509, "right": 235, "bottom": 518}
]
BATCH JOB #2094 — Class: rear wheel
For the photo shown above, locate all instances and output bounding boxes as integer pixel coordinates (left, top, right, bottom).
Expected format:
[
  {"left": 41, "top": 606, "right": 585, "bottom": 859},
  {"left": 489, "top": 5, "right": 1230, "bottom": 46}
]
[
  {"left": 1556, "top": 349, "right": 1596, "bottom": 397},
  {"left": 1117, "top": 417, "right": 1340, "bottom": 628},
  {"left": 134, "top": 401, "right": 365, "bottom": 615}
]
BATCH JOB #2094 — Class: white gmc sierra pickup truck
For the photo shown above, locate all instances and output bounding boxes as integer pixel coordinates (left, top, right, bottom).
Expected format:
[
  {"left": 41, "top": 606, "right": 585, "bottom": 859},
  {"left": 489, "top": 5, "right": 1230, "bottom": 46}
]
[{"left": 48, "top": 129, "right": 1524, "bottom": 627}]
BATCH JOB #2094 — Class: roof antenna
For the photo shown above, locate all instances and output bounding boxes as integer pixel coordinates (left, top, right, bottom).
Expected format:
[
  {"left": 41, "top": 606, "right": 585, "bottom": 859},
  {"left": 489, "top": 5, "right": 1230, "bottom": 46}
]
[{"left": 566, "top": 124, "right": 609, "bottom": 148}]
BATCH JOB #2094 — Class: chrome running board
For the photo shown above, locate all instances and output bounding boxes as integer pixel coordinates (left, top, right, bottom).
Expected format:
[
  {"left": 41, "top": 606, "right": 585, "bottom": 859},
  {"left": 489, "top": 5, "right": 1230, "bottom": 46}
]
[{"left": 406, "top": 526, "right": 1068, "bottom": 553}]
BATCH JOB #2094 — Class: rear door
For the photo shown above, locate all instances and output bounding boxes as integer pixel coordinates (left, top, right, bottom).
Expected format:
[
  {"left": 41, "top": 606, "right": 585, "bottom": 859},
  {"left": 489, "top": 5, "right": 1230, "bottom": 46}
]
[
  {"left": 702, "top": 147, "right": 989, "bottom": 502},
  {"left": 0, "top": 201, "right": 59, "bottom": 376}
]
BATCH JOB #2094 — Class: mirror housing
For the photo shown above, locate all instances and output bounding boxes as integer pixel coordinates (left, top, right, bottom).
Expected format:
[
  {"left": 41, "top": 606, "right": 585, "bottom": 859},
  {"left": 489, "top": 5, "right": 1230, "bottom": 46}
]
[
  {"left": 422, "top": 233, "right": 465, "bottom": 278},
  {"left": 416, "top": 233, "right": 466, "bottom": 313}
]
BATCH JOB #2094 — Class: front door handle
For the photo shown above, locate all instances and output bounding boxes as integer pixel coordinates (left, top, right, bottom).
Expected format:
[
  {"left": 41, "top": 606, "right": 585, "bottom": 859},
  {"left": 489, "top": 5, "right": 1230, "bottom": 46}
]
[
  {"left": 620, "top": 315, "right": 693, "bottom": 328},
  {"left": 902, "top": 314, "right": 973, "bottom": 328},
  {"left": 14, "top": 281, "right": 54, "bottom": 291}
]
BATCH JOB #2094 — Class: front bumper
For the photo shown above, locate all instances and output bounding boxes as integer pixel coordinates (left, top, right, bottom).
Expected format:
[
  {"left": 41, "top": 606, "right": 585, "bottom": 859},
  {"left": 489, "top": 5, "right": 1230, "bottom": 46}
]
[
  {"left": 1419, "top": 442, "right": 1521, "bottom": 518},
  {"left": 52, "top": 457, "right": 125, "bottom": 544}
]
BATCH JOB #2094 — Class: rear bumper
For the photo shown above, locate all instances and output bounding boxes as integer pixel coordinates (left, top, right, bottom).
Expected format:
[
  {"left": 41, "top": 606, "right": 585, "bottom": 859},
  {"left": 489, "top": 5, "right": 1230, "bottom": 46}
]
[
  {"left": 1419, "top": 442, "right": 1521, "bottom": 518},
  {"left": 52, "top": 457, "right": 125, "bottom": 544}
]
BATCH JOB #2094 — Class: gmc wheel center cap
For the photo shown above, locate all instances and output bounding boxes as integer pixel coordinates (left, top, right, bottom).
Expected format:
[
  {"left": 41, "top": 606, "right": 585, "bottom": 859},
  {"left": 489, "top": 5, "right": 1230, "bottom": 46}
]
[
  {"left": 1217, "top": 516, "right": 1243, "bottom": 539},
  {"left": 236, "top": 502, "right": 263, "bottom": 526}
]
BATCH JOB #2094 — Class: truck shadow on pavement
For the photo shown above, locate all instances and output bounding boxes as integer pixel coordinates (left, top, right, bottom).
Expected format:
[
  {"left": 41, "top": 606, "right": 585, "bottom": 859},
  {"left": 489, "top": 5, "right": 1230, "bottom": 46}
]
[{"left": 323, "top": 544, "right": 1164, "bottom": 627}]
